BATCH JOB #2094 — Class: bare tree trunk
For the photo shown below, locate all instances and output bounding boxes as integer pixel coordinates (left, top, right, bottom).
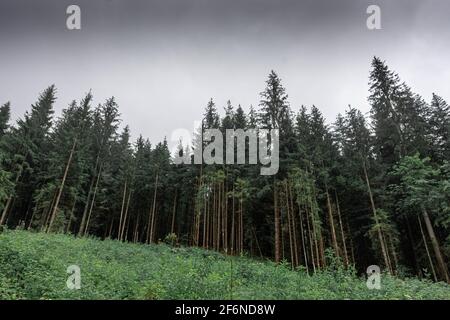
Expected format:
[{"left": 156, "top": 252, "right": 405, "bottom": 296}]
[
  {"left": 305, "top": 206, "right": 316, "bottom": 273},
  {"left": 335, "top": 192, "right": 349, "bottom": 266},
  {"left": 239, "top": 198, "right": 244, "bottom": 255},
  {"left": 346, "top": 218, "right": 356, "bottom": 265},
  {"left": 120, "top": 189, "right": 132, "bottom": 241},
  {"left": 41, "top": 191, "right": 58, "bottom": 232},
  {"left": 422, "top": 208, "right": 449, "bottom": 283},
  {"left": 274, "top": 181, "right": 281, "bottom": 263},
  {"left": 418, "top": 215, "right": 437, "bottom": 282},
  {"left": 148, "top": 172, "right": 159, "bottom": 243},
  {"left": 171, "top": 191, "right": 177, "bottom": 234},
  {"left": 0, "top": 169, "right": 22, "bottom": 226},
  {"left": 108, "top": 218, "right": 114, "bottom": 239},
  {"left": 84, "top": 164, "right": 102, "bottom": 236},
  {"left": 78, "top": 154, "right": 100, "bottom": 236},
  {"left": 298, "top": 206, "right": 309, "bottom": 273},
  {"left": 223, "top": 181, "right": 228, "bottom": 253},
  {"left": 288, "top": 182, "right": 299, "bottom": 267},
  {"left": 325, "top": 186, "right": 339, "bottom": 258},
  {"left": 66, "top": 198, "right": 77, "bottom": 234},
  {"left": 363, "top": 160, "right": 391, "bottom": 274},
  {"left": 231, "top": 186, "right": 235, "bottom": 255},
  {"left": 284, "top": 181, "right": 294, "bottom": 268},
  {"left": 47, "top": 139, "right": 77, "bottom": 232},
  {"left": 133, "top": 214, "right": 140, "bottom": 243},
  {"left": 0, "top": 196, "right": 14, "bottom": 226},
  {"left": 118, "top": 180, "right": 128, "bottom": 239}
]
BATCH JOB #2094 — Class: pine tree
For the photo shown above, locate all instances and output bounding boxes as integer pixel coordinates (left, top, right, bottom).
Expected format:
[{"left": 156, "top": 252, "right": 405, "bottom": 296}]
[
  {"left": 429, "top": 94, "right": 450, "bottom": 162},
  {"left": 0, "top": 85, "right": 56, "bottom": 227},
  {"left": 390, "top": 155, "right": 450, "bottom": 282},
  {"left": 0, "top": 102, "right": 11, "bottom": 138}
]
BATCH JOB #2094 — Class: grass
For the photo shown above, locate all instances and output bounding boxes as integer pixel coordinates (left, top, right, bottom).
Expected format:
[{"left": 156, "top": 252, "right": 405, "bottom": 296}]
[{"left": 0, "top": 229, "right": 449, "bottom": 300}]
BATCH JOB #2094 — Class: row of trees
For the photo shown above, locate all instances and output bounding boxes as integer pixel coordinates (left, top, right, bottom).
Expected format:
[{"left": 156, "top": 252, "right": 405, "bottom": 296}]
[{"left": 0, "top": 57, "right": 449, "bottom": 282}]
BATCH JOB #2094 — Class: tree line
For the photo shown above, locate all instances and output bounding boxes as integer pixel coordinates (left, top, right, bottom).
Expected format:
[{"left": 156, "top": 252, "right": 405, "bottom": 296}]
[{"left": 0, "top": 57, "right": 449, "bottom": 282}]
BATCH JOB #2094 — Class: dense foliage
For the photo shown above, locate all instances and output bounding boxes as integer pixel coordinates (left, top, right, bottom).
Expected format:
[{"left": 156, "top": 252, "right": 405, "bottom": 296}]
[
  {"left": 0, "top": 230, "right": 449, "bottom": 299},
  {"left": 0, "top": 57, "right": 449, "bottom": 286}
]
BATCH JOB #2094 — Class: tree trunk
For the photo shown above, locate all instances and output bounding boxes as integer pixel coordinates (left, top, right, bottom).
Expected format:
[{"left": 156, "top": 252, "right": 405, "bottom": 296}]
[
  {"left": 422, "top": 208, "right": 449, "bottom": 283},
  {"left": 78, "top": 155, "right": 100, "bottom": 236},
  {"left": 66, "top": 198, "right": 77, "bottom": 234},
  {"left": 335, "top": 192, "right": 349, "bottom": 266},
  {"left": 118, "top": 180, "right": 128, "bottom": 239},
  {"left": 148, "top": 172, "right": 159, "bottom": 243},
  {"left": 288, "top": 182, "right": 299, "bottom": 267},
  {"left": 325, "top": 186, "right": 339, "bottom": 258},
  {"left": 231, "top": 185, "right": 235, "bottom": 254},
  {"left": 168, "top": 192, "right": 176, "bottom": 235},
  {"left": 84, "top": 164, "right": 102, "bottom": 236},
  {"left": 298, "top": 207, "right": 309, "bottom": 274},
  {"left": 0, "top": 168, "right": 22, "bottom": 226},
  {"left": 274, "top": 181, "right": 281, "bottom": 263},
  {"left": 47, "top": 138, "right": 77, "bottom": 232},
  {"left": 239, "top": 199, "right": 244, "bottom": 255},
  {"left": 363, "top": 160, "right": 391, "bottom": 274},
  {"left": 120, "top": 189, "right": 132, "bottom": 241},
  {"left": 418, "top": 215, "right": 437, "bottom": 281}
]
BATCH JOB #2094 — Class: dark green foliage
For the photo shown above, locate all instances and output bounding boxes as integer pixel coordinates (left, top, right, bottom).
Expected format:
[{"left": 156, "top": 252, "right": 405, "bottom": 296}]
[{"left": 0, "top": 57, "right": 449, "bottom": 295}]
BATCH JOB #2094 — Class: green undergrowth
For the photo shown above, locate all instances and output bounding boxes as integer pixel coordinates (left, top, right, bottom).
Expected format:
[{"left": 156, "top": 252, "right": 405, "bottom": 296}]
[{"left": 0, "top": 230, "right": 449, "bottom": 300}]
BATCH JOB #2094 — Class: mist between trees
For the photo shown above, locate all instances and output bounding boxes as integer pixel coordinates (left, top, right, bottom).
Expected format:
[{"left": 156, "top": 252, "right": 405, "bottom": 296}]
[{"left": 0, "top": 57, "right": 449, "bottom": 283}]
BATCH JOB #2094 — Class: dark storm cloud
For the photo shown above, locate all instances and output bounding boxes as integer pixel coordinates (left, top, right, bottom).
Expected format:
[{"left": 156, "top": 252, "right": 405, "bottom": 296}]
[{"left": 1, "top": 0, "right": 449, "bottom": 145}]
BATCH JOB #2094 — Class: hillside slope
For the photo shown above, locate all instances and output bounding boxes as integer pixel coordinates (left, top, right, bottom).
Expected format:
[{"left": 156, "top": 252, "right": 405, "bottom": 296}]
[{"left": 0, "top": 230, "right": 449, "bottom": 300}]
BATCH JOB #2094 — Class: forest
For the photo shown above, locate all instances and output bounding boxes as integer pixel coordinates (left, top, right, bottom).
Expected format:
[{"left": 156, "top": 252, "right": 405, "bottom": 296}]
[{"left": 0, "top": 56, "right": 449, "bottom": 286}]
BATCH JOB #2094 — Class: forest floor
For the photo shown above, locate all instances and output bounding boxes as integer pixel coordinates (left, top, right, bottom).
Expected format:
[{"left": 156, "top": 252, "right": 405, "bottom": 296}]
[{"left": 0, "top": 229, "right": 449, "bottom": 299}]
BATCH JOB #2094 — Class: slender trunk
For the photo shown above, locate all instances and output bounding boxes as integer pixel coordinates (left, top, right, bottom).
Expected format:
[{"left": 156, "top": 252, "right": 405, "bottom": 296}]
[
  {"left": 274, "top": 181, "right": 281, "bottom": 263},
  {"left": 108, "top": 218, "right": 114, "bottom": 239},
  {"left": 78, "top": 154, "right": 100, "bottom": 236},
  {"left": 0, "top": 169, "right": 22, "bottom": 226},
  {"left": 170, "top": 191, "right": 177, "bottom": 234},
  {"left": 231, "top": 186, "right": 235, "bottom": 255},
  {"left": 133, "top": 214, "right": 140, "bottom": 243},
  {"left": 288, "top": 182, "right": 299, "bottom": 267},
  {"left": 285, "top": 181, "right": 294, "bottom": 268},
  {"left": 326, "top": 187, "right": 339, "bottom": 258},
  {"left": 48, "top": 138, "right": 77, "bottom": 232},
  {"left": 120, "top": 189, "right": 132, "bottom": 241},
  {"left": 84, "top": 164, "right": 102, "bottom": 236},
  {"left": 224, "top": 181, "right": 228, "bottom": 253},
  {"left": 418, "top": 215, "right": 437, "bottom": 282},
  {"left": 252, "top": 226, "right": 263, "bottom": 258},
  {"left": 406, "top": 216, "right": 421, "bottom": 277},
  {"left": 305, "top": 205, "right": 316, "bottom": 273},
  {"left": 363, "top": 160, "right": 391, "bottom": 274},
  {"left": 239, "top": 199, "right": 244, "bottom": 255},
  {"left": 422, "top": 208, "right": 449, "bottom": 283},
  {"left": 118, "top": 180, "right": 128, "bottom": 238},
  {"left": 217, "top": 184, "right": 221, "bottom": 250},
  {"left": 346, "top": 219, "right": 356, "bottom": 265},
  {"left": 0, "top": 197, "right": 13, "bottom": 226},
  {"left": 298, "top": 207, "right": 309, "bottom": 274},
  {"left": 387, "top": 233, "right": 398, "bottom": 274},
  {"left": 42, "top": 191, "right": 58, "bottom": 232},
  {"left": 66, "top": 198, "right": 77, "bottom": 234},
  {"left": 148, "top": 172, "right": 159, "bottom": 243},
  {"left": 335, "top": 192, "right": 349, "bottom": 266}
]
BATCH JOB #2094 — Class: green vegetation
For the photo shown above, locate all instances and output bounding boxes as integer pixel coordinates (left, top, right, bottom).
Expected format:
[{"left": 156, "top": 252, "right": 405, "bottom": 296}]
[
  {"left": 0, "top": 57, "right": 449, "bottom": 287},
  {"left": 0, "top": 230, "right": 449, "bottom": 300}
]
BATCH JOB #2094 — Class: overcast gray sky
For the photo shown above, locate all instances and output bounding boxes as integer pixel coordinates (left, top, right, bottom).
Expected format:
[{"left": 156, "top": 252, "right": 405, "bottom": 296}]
[{"left": 1, "top": 0, "right": 449, "bottom": 145}]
